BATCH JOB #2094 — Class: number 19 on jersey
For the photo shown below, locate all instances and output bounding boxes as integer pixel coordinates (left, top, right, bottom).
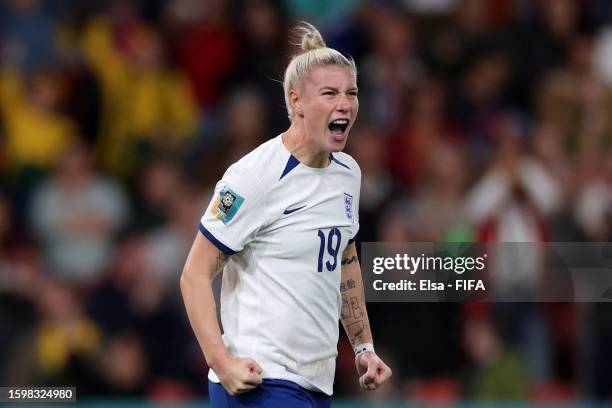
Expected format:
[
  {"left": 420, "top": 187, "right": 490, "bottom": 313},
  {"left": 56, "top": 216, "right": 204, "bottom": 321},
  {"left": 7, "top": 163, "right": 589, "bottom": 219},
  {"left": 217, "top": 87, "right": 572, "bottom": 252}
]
[{"left": 317, "top": 228, "right": 342, "bottom": 272}]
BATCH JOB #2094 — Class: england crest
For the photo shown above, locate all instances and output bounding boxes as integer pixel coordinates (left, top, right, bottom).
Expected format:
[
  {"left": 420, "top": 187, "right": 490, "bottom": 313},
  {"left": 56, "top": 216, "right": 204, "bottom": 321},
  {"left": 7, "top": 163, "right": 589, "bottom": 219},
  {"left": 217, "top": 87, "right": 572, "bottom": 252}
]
[{"left": 344, "top": 193, "right": 354, "bottom": 223}]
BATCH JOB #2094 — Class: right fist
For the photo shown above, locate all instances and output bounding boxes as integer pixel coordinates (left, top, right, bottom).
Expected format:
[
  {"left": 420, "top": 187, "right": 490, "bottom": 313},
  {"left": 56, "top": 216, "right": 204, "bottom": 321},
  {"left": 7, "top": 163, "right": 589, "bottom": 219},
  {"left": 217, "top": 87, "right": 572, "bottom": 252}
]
[{"left": 216, "top": 356, "right": 263, "bottom": 396}]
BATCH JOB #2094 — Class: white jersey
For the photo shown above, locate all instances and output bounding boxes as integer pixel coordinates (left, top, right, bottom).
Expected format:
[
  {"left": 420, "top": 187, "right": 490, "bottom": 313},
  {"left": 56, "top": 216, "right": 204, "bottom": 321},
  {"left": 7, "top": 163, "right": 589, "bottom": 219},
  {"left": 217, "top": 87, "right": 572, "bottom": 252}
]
[{"left": 200, "top": 135, "right": 360, "bottom": 395}]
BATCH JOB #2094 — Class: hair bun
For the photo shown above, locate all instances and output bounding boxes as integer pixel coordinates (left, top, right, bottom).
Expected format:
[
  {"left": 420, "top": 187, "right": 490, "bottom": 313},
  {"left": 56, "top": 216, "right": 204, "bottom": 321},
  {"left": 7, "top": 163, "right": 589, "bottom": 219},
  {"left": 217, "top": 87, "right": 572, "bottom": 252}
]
[
  {"left": 296, "top": 21, "right": 326, "bottom": 52},
  {"left": 283, "top": 21, "right": 355, "bottom": 120}
]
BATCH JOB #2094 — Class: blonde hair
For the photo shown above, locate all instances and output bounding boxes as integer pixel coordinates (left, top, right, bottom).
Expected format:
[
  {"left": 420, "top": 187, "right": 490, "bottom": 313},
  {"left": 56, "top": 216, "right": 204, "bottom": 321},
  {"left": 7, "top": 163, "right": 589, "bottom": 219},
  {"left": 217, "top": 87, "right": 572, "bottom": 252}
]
[{"left": 283, "top": 22, "right": 357, "bottom": 120}]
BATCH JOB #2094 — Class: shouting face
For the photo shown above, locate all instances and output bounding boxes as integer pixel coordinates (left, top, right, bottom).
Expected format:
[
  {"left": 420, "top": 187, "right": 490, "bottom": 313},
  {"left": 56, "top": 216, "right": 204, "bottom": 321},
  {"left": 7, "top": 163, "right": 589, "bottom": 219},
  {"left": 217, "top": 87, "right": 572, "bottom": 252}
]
[{"left": 293, "top": 65, "right": 359, "bottom": 153}]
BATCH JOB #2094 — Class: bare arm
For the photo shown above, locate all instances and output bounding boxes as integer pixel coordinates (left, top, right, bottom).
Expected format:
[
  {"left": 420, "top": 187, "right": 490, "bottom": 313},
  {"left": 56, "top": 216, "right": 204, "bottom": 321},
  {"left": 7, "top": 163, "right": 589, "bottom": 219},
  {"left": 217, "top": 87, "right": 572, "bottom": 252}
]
[
  {"left": 180, "top": 232, "right": 262, "bottom": 395},
  {"left": 339, "top": 242, "right": 373, "bottom": 347},
  {"left": 180, "top": 233, "right": 230, "bottom": 368},
  {"left": 340, "top": 242, "right": 392, "bottom": 390}
]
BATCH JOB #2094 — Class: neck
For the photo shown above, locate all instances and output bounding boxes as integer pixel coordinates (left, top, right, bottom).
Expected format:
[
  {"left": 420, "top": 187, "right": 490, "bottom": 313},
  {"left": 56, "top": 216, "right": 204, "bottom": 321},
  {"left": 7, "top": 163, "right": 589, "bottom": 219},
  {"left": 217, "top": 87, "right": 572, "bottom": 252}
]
[{"left": 282, "top": 121, "right": 330, "bottom": 168}]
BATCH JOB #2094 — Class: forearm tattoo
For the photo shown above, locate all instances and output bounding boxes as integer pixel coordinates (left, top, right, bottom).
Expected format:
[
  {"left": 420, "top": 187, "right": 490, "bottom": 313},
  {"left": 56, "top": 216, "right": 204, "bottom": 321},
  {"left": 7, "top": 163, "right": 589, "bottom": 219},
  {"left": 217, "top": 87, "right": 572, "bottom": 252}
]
[
  {"left": 340, "top": 279, "right": 355, "bottom": 293},
  {"left": 341, "top": 255, "right": 358, "bottom": 265},
  {"left": 346, "top": 321, "right": 365, "bottom": 342},
  {"left": 340, "top": 277, "right": 369, "bottom": 345},
  {"left": 341, "top": 294, "right": 351, "bottom": 319}
]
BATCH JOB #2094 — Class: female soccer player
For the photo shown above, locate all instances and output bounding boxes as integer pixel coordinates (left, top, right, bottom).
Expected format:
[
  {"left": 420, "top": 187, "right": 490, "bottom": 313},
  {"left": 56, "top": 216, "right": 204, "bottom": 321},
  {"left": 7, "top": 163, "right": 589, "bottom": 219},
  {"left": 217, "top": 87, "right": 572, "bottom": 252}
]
[{"left": 180, "top": 22, "right": 392, "bottom": 407}]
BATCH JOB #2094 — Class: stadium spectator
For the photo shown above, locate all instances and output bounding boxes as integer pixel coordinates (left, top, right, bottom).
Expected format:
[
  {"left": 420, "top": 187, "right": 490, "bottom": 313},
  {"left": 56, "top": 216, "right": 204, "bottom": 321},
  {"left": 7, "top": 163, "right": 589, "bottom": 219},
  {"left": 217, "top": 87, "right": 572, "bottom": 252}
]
[
  {"left": 81, "top": 7, "right": 198, "bottom": 176},
  {"left": 29, "top": 143, "right": 130, "bottom": 284},
  {"left": 4, "top": 278, "right": 101, "bottom": 387},
  {"left": 360, "top": 10, "right": 424, "bottom": 132},
  {"left": 0, "top": 0, "right": 61, "bottom": 71},
  {"left": 0, "top": 69, "right": 76, "bottom": 177},
  {"left": 165, "top": 0, "right": 239, "bottom": 110}
]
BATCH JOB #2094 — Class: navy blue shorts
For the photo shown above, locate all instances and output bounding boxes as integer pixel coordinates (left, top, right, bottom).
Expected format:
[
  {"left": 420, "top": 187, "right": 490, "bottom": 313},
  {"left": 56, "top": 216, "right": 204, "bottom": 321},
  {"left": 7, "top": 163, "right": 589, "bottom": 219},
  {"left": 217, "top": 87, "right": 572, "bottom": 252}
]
[{"left": 208, "top": 379, "right": 331, "bottom": 408}]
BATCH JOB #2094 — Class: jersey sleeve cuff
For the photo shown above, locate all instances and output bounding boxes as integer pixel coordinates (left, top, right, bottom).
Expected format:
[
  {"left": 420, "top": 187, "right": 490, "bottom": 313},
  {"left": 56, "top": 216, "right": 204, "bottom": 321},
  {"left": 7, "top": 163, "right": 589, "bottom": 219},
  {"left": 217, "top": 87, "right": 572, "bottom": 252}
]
[
  {"left": 348, "top": 229, "right": 359, "bottom": 244},
  {"left": 199, "top": 223, "right": 237, "bottom": 255}
]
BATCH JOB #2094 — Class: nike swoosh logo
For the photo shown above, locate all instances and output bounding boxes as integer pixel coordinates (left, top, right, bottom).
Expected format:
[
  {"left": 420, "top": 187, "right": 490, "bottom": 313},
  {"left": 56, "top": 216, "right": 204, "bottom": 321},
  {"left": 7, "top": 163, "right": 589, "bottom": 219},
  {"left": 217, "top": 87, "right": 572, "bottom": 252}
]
[{"left": 283, "top": 205, "right": 306, "bottom": 215}]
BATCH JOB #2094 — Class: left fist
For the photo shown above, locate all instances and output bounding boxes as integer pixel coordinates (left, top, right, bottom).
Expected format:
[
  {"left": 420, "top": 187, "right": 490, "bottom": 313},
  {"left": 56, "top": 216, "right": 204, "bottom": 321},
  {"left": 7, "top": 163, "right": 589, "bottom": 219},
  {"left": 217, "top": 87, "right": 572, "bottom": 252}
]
[{"left": 355, "top": 351, "right": 392, "bottom": 391}]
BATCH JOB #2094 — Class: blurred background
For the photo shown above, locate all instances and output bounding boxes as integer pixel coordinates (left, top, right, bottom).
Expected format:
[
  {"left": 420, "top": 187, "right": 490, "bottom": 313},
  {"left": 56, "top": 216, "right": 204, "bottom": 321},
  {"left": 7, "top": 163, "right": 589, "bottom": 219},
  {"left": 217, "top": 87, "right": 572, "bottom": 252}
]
[{"left": 1, "top": 0, "right": 612, "bottom": 406}]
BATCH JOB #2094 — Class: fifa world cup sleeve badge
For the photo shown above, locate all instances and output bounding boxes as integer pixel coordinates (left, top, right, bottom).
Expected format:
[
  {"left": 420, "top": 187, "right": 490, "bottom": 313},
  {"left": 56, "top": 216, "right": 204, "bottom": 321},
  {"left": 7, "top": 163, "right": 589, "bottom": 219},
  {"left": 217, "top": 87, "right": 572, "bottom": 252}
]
[{"left": 211, "top": 186, "right": 245, "bottom": 224}]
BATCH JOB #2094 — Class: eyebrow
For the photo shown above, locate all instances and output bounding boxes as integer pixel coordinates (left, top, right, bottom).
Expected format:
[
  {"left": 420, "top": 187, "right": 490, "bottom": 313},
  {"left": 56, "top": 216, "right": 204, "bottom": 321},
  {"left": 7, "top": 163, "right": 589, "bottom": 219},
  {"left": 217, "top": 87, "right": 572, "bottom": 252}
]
[{"left": 319, "top": 86, "right": 359, "bottom": 92}]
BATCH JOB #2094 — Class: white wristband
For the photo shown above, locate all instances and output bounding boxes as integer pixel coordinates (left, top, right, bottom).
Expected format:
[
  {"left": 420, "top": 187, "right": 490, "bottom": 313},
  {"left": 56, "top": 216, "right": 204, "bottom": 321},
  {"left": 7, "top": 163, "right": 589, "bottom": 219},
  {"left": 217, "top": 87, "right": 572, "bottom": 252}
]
[{"left": 354, "top": 343, "right": 374, "bottom": 356}]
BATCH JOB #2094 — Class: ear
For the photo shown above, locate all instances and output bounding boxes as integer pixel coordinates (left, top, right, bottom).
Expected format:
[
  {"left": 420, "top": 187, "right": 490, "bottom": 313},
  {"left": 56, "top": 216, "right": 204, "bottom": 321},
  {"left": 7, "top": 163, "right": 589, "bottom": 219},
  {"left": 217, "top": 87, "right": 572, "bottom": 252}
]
[{"left": 289, "top": 89, "right": 304, "bottom": 117}]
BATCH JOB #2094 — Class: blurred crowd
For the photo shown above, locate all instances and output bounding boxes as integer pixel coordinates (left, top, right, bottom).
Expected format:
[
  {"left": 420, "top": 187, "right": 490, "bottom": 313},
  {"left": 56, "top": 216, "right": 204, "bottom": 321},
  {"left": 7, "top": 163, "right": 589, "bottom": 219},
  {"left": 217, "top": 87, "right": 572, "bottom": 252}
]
[{"left": 1, "top": 0, "right": 612, "bottom": 404}]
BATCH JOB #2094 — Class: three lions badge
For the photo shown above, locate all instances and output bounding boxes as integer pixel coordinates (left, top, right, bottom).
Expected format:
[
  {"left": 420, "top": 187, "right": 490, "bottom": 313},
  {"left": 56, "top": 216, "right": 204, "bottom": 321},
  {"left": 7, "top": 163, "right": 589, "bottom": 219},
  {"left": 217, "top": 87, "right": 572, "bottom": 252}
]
[{"left": 344, "top": 193, "right": 354, "bottom": 223}]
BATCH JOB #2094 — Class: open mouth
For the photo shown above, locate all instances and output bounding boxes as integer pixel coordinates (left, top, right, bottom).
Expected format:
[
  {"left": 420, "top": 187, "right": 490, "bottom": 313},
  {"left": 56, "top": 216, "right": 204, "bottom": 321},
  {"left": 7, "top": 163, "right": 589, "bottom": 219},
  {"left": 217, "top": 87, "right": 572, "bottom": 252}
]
[{"left": 328, "top": 119, "right": 349, "bottom": 135}]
